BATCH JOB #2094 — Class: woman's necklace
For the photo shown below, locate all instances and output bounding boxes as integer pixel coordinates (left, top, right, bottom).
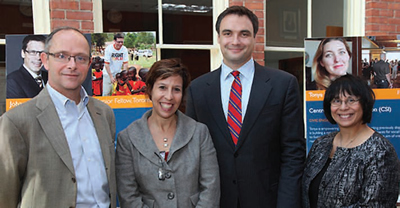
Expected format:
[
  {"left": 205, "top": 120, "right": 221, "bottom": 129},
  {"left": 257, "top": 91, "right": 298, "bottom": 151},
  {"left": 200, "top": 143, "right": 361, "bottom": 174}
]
[
  {"left": 338, "top": 127, "right": 366, "bottom": 148},
  {"left": 162, "top": 138, "right": 169, "bottom": 147},
  {"left": 339, "top": 134, "right": 357, "bottom": 148}
]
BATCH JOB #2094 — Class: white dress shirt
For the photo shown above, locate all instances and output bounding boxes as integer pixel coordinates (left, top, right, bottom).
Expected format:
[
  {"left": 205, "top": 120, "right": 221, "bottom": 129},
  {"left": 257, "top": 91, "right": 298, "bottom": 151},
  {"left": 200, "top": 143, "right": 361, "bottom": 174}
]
[{"left": 220, "top": 58, "right": 255, "bottom": 122}]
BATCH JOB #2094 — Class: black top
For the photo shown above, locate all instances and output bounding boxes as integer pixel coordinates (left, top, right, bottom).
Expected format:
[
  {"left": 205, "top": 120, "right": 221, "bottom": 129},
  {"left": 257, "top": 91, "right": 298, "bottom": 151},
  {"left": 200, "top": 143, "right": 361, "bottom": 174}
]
[{"left": 309, "top": 158, "right": 331, "bottom": 208}]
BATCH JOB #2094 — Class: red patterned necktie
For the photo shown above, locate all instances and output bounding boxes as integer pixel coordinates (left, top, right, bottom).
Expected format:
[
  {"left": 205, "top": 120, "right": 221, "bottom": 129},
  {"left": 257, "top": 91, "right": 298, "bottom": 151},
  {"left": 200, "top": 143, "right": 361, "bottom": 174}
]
[{"left": 228, "top": 71, "right": 242, "bottom": 145}]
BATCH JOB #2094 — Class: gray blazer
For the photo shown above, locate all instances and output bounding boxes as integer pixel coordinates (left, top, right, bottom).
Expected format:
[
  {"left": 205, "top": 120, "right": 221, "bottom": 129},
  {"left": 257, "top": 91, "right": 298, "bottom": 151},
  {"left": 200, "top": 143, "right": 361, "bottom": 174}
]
[
  {"left": 0, "top": 88, "right": 117, "bottom": 208},
  {"left": 116, "top": 110, "right": 220, "bottom": 208}
]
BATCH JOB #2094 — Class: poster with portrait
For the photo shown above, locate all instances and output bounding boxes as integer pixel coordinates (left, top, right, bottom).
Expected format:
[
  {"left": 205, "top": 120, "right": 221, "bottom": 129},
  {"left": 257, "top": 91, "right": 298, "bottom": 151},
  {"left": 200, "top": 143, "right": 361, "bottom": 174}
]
[
  {"left": 90, "top": 31, "right": 156, "bottom": 133},
  {"left": 5, "top": 31, "right": 155, "bottom": 142},
  {"left": 5, "top": 34, "right": 92, "bottom": 110},
  {"left": 305, "top": 36, "right": 400, "bottom": 158}
]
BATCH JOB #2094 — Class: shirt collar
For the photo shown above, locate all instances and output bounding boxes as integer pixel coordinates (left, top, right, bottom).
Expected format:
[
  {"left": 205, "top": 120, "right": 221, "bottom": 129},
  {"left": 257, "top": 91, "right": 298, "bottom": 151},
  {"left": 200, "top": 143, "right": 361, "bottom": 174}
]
[
  {"left": 23, "top": 64, "right": 40, "bottom": 78},
  {"left": 221, "top": 58, "right": 254, "bottom": 80},
  {"left": 47, "top": 83, "right": 89, "bottom": 107}
]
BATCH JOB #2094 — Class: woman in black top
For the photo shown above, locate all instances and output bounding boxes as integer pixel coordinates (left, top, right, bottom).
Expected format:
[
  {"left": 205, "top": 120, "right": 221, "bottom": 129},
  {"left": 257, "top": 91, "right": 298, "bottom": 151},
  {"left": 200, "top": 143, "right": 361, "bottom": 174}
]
[{"left": 302, "top": 74, "right": 400, "bottom": 207}]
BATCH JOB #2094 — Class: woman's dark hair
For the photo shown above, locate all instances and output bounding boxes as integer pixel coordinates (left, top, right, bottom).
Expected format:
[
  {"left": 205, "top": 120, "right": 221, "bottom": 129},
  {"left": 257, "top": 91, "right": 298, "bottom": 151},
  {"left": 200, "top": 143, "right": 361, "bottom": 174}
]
[
  {"left": 145, "top": 58, "right": 191, "bottom": 101},
  {"left": 323, "top": 74, "right": 375, "bottom": 124}
]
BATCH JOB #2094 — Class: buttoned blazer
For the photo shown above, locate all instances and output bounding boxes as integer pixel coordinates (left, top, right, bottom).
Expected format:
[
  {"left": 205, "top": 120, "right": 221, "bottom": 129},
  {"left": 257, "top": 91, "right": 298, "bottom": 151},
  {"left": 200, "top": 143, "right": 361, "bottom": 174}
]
[
  {"left": 6, "top": 65, "right": 48, "bottom": 98},
  {"left": 0, "top": 88, "right": 117, "bottom": 208},
  {"left": 186, "top": 62, "right": 306, "bottom": 208},
  {"left": 116, "top": 110, "right": 220, "bottom": 208}
]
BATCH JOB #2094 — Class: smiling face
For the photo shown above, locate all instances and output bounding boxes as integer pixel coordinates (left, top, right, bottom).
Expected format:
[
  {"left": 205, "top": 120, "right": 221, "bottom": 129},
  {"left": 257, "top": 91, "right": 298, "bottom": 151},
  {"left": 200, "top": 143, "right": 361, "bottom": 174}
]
[
  {"left": 320, "top": 40, "right": 350, "bottom": 80},
  {"left": 114, "top": 38, "right": 124, "bottom": 50},
  {"left": 150, "top": 75, "right": 183, "bottom": 120},
  {"left": 330, "top": 92, "right": 363, "bottom": 129},
  {"left": 127, "top": 67, "right": 136, "bottom": 81},
  {"left": 22, "top": 40, "right": 45, "bottom": 73},
  {"left": 41, "top": 29, "right": 91, "bottom": 101},
  {"left": 217, "top": 14, "right": 255, "bottom": 70}
]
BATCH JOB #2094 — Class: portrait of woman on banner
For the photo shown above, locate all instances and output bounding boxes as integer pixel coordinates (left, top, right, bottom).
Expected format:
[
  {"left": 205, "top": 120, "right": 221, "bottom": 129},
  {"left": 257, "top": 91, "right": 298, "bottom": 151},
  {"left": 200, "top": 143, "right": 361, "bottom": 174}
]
[{"left": 308, "top": 37, "right": 352, "bottom": 90}]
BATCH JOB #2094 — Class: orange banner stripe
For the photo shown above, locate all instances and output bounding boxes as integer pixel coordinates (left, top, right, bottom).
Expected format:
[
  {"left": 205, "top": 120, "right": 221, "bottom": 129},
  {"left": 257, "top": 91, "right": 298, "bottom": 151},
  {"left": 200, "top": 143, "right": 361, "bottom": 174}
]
[
  {"left": 306, "top": 89, "right": 400, "bottom": 101},
  {"left": 6, "top": 95, "right": 152, "bottom": 111}
]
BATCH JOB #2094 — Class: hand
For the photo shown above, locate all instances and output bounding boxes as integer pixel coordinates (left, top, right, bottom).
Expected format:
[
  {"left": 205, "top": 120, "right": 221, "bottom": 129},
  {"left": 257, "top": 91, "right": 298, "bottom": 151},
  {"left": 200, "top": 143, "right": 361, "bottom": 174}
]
[{"left": 111, "top": 76, "right": 116, "bottom": 84}]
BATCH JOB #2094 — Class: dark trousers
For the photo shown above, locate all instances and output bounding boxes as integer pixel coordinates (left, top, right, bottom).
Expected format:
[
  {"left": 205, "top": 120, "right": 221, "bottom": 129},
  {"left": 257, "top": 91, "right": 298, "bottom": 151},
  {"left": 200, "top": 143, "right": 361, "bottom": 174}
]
[{"left": 375, "top": 79, "right": 389, "bottom": 88}]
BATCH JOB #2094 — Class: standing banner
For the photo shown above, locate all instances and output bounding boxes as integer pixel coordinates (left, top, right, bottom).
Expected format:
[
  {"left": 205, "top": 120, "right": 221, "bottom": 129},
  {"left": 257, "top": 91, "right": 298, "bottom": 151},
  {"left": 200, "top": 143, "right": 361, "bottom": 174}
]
[
  {"left": 305, "top": 36, "right": 400, "bottom": 158},
  {"left": 5, "top": 32, "right": 156, "bottom": 140}
]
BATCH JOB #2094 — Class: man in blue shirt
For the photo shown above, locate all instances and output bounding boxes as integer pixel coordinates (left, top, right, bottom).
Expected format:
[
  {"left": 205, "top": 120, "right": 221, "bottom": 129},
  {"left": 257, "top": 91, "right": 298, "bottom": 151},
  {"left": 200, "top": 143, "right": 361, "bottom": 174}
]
[
  {"left": 0, "top": 27, "right": 117, "bottom": 208},
  {"left": 186, "top": 6, "right": 305, "bottom": 208}
]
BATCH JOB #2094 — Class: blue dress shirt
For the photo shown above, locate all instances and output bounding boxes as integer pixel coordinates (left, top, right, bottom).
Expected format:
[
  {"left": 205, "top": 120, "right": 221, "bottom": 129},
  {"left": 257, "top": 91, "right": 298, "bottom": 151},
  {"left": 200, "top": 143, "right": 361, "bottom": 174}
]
[{"left": 47, "top": 84, "right": 110, "bottom": 208}]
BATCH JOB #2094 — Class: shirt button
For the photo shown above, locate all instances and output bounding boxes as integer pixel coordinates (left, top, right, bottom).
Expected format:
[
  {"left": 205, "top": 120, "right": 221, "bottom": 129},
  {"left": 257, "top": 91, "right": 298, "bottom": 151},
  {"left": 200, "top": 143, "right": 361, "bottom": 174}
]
[
  {"left": 232, "top": 180, "right": 237, "bottom": 184},
  {"left": 71, "top": 178, "right": 76, "bottom": 183},
  {"left": 234, "top": 152, "right": 238, "bottom": 158},
  {"left": 167, "top": 192, "right": 175, "bottom": 200}
]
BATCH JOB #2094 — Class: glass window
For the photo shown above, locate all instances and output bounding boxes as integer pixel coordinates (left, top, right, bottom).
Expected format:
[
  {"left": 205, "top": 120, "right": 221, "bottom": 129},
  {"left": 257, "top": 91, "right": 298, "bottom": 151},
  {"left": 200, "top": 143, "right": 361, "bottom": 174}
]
[
  {"left": 102, "top": 0, "right": 213, "bottom": 45},
  {"left": 0, "top": 1, "right": 34, "bottom": 39},
  {"left": 161, "top": 49, "right": 210, "bottom": 80},
  {"left": 266, "top": 0, "right": 307, "bottom": 47},
  {"left": 102, "top": 0, "right": 158, "bottom": 34},
  {"left": 162, "top": 0, "right": 212, "bottom": 44},
  {"left": 312, "top": 0, "right": 343, "bottom": 37},
  {"left": 265, "top": 51, "right": 304, "bottom": 102}
]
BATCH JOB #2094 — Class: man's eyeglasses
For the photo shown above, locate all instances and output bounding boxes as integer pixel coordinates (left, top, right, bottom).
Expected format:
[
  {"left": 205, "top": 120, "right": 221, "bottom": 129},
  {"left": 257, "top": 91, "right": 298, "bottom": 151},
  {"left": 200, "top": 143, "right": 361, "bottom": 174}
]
[
  {"left": 25, "top": 50, "right": 43, "bottom": 56},
  {"left": 47, "top": 52, "right": 90, "bottom": 65},
  {"left": 331, "top": 97, "right": 359, "bottom": 107}
]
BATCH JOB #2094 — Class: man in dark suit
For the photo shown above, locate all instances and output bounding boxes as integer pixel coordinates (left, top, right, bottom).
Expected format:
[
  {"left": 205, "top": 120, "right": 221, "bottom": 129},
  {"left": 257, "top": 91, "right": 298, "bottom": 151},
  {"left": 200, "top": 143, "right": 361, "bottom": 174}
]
[
  {"left": 0, "top": 27, "right": 116, "bottom": 208},
  {"left": 186, "top": 6, "right": 305, "bottom": 208},
  {"left": 7, "top": 35, "right": 47, "bottom": 98}
]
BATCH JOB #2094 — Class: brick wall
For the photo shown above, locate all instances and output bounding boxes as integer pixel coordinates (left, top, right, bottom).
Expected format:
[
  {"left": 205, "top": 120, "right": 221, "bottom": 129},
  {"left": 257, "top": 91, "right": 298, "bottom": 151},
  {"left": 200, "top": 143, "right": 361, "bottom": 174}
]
[
  {"left": 49, "top": 0, "right": 94, "bottom": 33},
  {"left": 230, "top": 0, "right": 265, "bottom": 66},
  {"left": 365, "top": 0, "right": 400, "bottom": 36}
]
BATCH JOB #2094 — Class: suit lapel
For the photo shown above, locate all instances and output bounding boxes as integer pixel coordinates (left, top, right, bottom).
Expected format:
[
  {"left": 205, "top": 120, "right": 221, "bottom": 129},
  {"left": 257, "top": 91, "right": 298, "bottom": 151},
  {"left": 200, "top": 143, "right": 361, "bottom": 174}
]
[
  {"left": 20, "top": 66, "right": 42, "bottom": 96},
  {"left": 204, "top": 69, "right": 235, "bottom": 149},
  {"left": 127, "top": 111, "right": 163, "bottom": 165},
  {"left": 168, "top": 111, "right": 196, "bottom": 160},
  {"left": 36, "top": 89, "right": 75, "bottom": 174},
  {"left": 236, "top": 63, "right": 272, "bottom": 149}
]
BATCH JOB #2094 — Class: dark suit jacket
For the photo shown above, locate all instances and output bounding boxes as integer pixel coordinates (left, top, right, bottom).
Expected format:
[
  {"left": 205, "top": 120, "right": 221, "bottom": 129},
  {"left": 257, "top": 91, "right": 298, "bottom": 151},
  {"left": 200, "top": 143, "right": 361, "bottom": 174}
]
[
  {"left": 0, "top": 88, "right": 117, "bottom": 208},
  {"left": 6, "top": 65, "right": 48, "bottom": 98},
  {"left": 186, "top": 62, "right": 305, "bottom": 208}
]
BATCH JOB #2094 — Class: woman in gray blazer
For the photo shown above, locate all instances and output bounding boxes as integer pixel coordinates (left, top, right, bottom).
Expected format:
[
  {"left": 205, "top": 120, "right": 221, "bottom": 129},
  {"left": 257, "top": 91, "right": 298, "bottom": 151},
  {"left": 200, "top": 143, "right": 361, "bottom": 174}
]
[{"left": 116, "top": 58, "right": 220, "bottom": 208}]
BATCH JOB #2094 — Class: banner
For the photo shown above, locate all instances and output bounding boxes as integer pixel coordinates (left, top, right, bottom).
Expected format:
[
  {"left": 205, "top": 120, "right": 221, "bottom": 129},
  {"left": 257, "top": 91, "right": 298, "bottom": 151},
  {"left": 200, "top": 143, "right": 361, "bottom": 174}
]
[
  {"left": 6, "top": 32, "right": 156, "bottom": 140},
  {"left": 305, "top": 36, "right": 400, "bottom": 158}
]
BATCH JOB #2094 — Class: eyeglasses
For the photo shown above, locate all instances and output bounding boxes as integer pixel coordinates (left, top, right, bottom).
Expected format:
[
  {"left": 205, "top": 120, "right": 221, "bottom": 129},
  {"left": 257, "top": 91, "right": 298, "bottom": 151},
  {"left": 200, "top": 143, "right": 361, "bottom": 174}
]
[
  {"left": 25, "top": 50, "right": 43, "bottom": 56},
  {"left": 331, "top": 97, "right": 359, "bottom": 107},
  {"left": 47, "top": 52, "right": 90, "bottom": 65}
]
